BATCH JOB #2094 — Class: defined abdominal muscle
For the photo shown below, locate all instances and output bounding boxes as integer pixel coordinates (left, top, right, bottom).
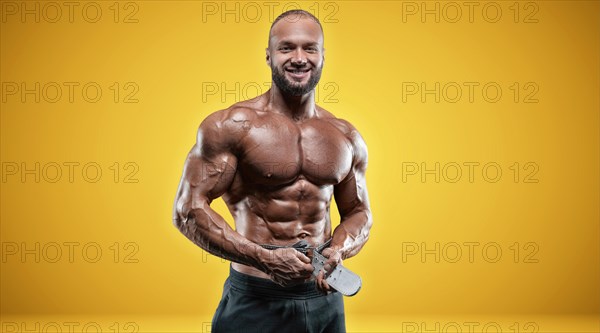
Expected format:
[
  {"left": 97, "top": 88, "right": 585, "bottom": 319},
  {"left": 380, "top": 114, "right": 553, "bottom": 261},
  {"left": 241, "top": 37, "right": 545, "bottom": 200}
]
[{"left": 229, "top": 179, "right": 334, "bottom": 245}]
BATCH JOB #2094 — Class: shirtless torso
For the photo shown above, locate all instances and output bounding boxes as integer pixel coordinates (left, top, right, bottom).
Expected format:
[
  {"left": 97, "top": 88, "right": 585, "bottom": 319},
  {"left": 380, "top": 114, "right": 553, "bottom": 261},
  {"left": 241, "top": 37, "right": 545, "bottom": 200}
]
[
  {"left": 222, "top": 94, "right": 358, "bottom": 279},
  {"left": 173, "top": 92, "right": 370, "bottom": 287}
]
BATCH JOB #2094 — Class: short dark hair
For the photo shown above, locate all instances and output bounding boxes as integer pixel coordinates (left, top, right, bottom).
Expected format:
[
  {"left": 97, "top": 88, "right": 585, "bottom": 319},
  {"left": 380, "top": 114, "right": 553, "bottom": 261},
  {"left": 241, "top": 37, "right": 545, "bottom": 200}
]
[{"left": 268, "top": 10, "right": 323, "bottom": 46}]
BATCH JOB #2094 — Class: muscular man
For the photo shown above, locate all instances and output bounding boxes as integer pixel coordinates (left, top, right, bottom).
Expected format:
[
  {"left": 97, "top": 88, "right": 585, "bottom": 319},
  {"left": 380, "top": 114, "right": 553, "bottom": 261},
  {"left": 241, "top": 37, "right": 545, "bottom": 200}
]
[{"left": 173, "top": 9, "right": 372, "bottom": 333}]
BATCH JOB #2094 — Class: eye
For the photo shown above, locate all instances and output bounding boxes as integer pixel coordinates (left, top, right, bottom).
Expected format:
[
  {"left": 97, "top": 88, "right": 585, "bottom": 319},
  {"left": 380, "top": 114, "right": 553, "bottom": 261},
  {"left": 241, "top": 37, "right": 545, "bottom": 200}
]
[{"left": 279, "top": 46, "right": 292, "bottom": 52}]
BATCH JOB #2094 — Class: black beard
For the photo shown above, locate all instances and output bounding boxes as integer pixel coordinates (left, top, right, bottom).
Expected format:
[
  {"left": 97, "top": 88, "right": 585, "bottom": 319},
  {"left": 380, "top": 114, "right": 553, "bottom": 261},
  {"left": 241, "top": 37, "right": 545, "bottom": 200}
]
[{"left": 271, "top": 64, "right": 322, "bottom": 96}]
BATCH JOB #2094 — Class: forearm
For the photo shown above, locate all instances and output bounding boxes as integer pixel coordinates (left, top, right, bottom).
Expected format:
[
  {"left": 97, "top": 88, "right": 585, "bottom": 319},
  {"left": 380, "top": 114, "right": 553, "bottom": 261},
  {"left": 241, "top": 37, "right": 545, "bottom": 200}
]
[
  {"left": 330, "top": 209, "right": 372, "bottom": 259},
  {"left": 174, "top": 203, "right": 270, "bottom": 271}
]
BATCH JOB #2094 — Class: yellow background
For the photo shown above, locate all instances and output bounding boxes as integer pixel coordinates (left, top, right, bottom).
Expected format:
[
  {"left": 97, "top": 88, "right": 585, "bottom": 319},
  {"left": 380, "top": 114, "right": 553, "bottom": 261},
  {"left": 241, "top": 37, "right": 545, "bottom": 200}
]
[{"left": 1, "top": 0, "right": 598, "bottom": 332}]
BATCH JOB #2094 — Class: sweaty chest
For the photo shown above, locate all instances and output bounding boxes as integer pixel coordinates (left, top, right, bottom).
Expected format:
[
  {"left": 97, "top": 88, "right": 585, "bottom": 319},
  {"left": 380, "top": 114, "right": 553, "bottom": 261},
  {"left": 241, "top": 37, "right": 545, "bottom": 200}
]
[{"left": 238, "top": 119, "right": 353, "bottom": 186}]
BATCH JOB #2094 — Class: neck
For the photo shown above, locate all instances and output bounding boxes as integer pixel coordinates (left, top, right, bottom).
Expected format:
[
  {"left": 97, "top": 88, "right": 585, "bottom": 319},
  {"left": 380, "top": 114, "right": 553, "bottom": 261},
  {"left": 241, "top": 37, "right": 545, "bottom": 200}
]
[{"left": 267, "top": 84, "right": 316, "bottom": 121}]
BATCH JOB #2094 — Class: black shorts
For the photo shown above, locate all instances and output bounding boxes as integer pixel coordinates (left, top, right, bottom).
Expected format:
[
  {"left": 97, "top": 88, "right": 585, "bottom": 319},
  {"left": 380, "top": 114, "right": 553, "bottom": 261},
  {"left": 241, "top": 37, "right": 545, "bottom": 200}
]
[{"left": 211, "top": 266, "right": 346, "bottom": 333}]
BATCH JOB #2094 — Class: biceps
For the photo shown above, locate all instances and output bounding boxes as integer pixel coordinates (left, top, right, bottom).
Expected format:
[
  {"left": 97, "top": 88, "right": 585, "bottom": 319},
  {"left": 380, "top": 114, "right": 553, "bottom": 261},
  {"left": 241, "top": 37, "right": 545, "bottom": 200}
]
[
  {"left": 187, "top": 150, "right": 237, "bottom": 199},
  {"left": 174, "top": 148, "right": 237, "bottom": 219},
  {"left": 334, "top": 170, "right": 369, "bottom": 217}
]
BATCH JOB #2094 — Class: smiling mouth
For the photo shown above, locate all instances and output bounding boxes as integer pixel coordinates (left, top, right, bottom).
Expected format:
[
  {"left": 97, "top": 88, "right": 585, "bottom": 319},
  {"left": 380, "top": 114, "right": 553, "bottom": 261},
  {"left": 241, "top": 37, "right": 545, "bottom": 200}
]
[{"left": 285, "top": 67, "right": 311, "bottom": 79}]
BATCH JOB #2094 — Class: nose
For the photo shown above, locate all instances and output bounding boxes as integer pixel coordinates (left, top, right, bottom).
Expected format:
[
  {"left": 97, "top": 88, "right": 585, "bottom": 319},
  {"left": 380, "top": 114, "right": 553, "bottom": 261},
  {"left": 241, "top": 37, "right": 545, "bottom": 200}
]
[{"left": 290, "top": 49, "right": 307, "bottom": 66}]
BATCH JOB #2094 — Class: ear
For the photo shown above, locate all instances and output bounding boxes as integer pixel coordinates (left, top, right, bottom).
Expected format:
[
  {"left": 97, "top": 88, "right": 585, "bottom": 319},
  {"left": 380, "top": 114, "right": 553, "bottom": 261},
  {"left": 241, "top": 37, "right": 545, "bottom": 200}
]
[{"left": 265, "top": 48, "right": 271, "bottom": 66}]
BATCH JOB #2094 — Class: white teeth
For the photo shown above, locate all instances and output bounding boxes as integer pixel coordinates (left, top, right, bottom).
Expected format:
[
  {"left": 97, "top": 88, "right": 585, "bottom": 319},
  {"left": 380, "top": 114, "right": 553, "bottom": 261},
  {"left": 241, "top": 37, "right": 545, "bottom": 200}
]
[{"left": 287, "top": 69, "right": 309, "bottom": 74}]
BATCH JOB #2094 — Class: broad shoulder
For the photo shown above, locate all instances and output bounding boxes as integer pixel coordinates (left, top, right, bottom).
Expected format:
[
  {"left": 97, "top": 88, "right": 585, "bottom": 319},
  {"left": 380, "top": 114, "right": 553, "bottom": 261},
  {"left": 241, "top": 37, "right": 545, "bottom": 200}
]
[
  {"left": 316, "top": 107, "right": 364, "bottom": 142},
  {"left": 197, "top": 103, "right": 262, "bottom": 155},
  {"left": 315, "top": 107, "right": 368, "bottom": 166},
  {"left": 201, "top": 101, "right": 262, "bottom": 129}
]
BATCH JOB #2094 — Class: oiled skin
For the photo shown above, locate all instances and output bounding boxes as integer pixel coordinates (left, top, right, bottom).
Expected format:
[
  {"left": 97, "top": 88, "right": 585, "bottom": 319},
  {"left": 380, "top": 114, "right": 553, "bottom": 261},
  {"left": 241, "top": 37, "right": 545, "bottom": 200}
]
[{"left": 172, "top": 15, "right": 372, "bottom": 289}]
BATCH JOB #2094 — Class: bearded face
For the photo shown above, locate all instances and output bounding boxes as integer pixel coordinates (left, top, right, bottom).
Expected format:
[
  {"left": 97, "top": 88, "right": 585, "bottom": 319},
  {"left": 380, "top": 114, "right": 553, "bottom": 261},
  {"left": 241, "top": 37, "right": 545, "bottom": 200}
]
[
  {"left": 267, "top": 16, "right": 324, "bottom": 97},
  {"left": 271, "top": 60, "right": 323, "bottom": 96}
]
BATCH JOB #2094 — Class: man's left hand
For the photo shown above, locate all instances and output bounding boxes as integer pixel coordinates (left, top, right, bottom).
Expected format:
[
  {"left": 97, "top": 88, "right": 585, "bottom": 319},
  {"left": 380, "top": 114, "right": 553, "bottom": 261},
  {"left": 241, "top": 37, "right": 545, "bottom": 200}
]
[{"left": 315, "top": 247, "right": 343, "bottom": 293}]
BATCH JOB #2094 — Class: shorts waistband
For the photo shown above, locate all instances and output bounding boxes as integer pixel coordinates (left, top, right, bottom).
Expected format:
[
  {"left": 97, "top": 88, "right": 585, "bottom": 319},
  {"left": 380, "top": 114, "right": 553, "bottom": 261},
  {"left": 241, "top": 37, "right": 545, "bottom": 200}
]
[{"left": 228, "top": 266, "right": 323, "bottom": 300}]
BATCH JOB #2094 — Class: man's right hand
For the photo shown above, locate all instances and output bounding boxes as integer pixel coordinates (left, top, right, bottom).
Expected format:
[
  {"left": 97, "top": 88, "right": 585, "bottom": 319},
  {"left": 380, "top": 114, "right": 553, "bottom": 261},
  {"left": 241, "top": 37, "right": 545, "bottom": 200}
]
[{"left": 260, "top": 247, "right": 315, "bottom": 286}]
